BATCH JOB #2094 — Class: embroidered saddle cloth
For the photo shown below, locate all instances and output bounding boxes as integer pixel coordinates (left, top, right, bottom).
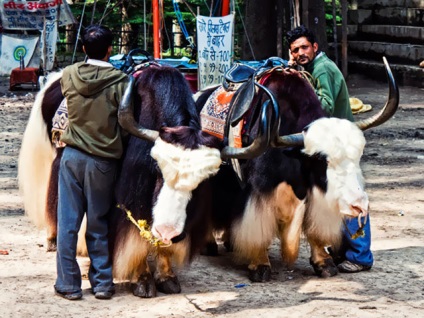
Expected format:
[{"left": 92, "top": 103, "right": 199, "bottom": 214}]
[
  {"left": 51, "top": 98, "right": 68, "bottom": 148},
  {"left": 200, "top": 86, "right": 243, "bottom": 148}
]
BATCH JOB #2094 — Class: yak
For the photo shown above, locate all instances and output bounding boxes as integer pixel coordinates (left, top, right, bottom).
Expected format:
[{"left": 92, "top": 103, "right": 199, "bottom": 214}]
[
  {"left": 19, "top": 66, "right": 229, "bottom": 297},
  {"left": 193, "top": 58, "right": 399, "bottom": 281}
]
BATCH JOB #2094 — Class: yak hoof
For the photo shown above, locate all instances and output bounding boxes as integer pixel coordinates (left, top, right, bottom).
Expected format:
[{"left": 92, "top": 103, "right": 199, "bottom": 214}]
[
  {"left": 47, "top": 238, "right": 57, "bottom": 252},
  {"left": 200, "top": 242, "right": 219, "bottom": 256},
  {"left": 133, "top": 273, "right": 157, "bottom": 298},
  {"left": 310, "top": 257, "right": 338, "bottom": 278},
  {"left": 156, "top": 276, "right": 181, "bottom": 294},
  {"left": 248, "top": 265, "right": 271, "bottom": 282}
]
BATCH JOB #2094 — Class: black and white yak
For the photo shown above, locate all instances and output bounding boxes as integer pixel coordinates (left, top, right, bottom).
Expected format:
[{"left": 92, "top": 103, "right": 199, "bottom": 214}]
[
  {"left": 19, "top": 66, "right": 226, "bottom": 296},
  {"left": 193, "top": 57, "right": 399, "bottom": 281}
]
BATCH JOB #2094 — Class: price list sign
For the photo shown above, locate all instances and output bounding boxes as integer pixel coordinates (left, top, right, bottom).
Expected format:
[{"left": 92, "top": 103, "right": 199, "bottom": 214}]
[{"left": 196, "top": 14, "right": 234, "bottom": 90}]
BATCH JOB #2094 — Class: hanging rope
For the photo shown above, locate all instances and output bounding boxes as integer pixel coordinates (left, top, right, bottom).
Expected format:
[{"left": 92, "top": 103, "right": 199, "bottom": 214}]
[
  {"left": 292, "top": 0, "right": 300, "bottom": 28},
  {"left": 172, "top": 0, "right": 195, "bottom": 49},
  {"left": 72, "top": 0, "right": 88, "bottom": 64},
  {"left": 99, "top": 0, "right": 112, "bottom": 25}
]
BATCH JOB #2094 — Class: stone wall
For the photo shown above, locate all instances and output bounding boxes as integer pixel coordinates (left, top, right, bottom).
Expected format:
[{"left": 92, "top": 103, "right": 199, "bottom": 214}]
[{"left": 347, "top": 0, "right": 424, "bottom": 87}]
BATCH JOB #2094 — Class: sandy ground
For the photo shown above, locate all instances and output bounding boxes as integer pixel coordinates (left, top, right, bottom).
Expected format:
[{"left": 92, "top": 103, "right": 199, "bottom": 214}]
[{"left": 0, "top": 73, "right": 423, "bottom": 318}]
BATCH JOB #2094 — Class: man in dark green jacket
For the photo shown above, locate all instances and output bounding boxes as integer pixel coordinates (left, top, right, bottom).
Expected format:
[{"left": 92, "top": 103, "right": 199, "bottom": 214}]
[
  {"left": 287, "top": 25, "right": 373, "bottom": 274},
  {"left": 54, "top": 25, "right": 129, "bottom": 301},
  {"left": 287, "top": 26, "right": 353, "bottom": 121}
]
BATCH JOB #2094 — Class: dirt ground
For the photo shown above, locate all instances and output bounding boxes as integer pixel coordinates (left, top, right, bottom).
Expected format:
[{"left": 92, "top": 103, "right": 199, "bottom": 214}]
[{"left": 0, "top": 72, "right": 423, "bottom": 318}]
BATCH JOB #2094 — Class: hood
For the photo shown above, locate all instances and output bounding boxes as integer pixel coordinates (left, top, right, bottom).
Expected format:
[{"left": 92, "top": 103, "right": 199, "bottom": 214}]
[{"left": 68, "top": 62, "right": 127, "bottom": 97}]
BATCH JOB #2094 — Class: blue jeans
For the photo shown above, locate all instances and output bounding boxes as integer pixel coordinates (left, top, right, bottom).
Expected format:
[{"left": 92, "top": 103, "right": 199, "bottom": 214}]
[
  {"left": 55, "top": 146, "right": 117, "bottom": 294},
  {"left": 343, "top": 214, "right": 374, "bottom": 267}
]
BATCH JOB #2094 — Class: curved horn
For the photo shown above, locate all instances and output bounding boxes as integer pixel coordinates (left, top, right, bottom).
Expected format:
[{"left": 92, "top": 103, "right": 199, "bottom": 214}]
[
  {"left": 220, "top": 99, "right": 273, "bottom": 159},
  {"left": 355, "top": 56, "right": 399, "bottom": 131},
  {"left": 118, "top": 75, "right": 159, "bottom": 142},
  {"left": 271, "top": 132, "right": 304, "bottom": 148}
]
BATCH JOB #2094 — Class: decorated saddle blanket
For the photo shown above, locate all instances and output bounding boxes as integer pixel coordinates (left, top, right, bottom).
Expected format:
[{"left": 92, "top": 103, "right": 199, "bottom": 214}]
[
  {"left": 51, "top": 98, "right": 68, "bottom": 148},
  {"left": 200, "top": 86, "right": 243, "bottom": 148}
]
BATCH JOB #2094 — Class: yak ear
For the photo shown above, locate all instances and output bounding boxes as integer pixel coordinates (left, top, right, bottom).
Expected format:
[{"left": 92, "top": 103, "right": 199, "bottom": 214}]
[{"left": 197, "top": 130, "right": 223, "bottom": 150}]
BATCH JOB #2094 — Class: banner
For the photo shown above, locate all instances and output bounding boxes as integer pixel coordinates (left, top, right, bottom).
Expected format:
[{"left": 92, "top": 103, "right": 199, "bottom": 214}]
[
  {"left": 0, "top": 0, "right": 75, "bottom": 30},
  {"left": 0, "top": 33, "right": 40, "bottom": 75},
  {"left": 197, "top": 14, "right": 234, "bottom": 90},
  {"left": 0, "top": 0, "right": 76, "bottom": 71},
  {"left": 39, "top": 20, "right": 59, "bottom": 71}
]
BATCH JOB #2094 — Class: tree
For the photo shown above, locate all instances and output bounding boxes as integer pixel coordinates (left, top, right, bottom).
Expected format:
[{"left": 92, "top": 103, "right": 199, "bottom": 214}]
[
  {"left": 241, "top": 0, "right": 328, "bottom": 60},
  {"left": 301, "top": 0, "right": 328, "bottom": 53}
]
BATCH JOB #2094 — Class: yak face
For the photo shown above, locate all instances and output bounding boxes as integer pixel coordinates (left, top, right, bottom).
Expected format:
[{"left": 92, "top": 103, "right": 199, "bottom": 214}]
[
  {"left": 303, "top": 118, "right": 369, "bottom": 218},
  {"left": 149, "top": 131, "right": 222, "bottom": 244}
]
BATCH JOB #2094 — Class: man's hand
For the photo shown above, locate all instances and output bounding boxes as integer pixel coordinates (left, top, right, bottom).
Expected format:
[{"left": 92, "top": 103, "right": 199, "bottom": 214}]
[{"left": 288, "top": 50, "right": 297, "bottom": 67}]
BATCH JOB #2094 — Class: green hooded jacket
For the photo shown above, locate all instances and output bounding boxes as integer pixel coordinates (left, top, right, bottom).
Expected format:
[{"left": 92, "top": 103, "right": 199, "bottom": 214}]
[
  {"left": 60, "top": 62, "right": 129, "bottom": 159},
  {"left": 306, "top": 52, "right": 353, "bottom": 121}
]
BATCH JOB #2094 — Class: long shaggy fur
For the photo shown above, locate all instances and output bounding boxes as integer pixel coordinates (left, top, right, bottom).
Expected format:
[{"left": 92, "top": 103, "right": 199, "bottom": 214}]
[
  {"left": 110, "top": 66, "right": 221, "bottom": 279},
  {"left": 196, "top": 70, "right": 353, "bottom": 275},
  {"left": 18, "top": 72, "right": 62, "bottom": 228}
]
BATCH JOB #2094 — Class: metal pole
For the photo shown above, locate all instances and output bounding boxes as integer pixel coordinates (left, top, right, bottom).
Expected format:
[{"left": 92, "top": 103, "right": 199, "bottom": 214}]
[
  {"left": 144, "top": 0, "right": 147, "bottom": 50},
  {"left": 222, "top": 0, "right": 230, "bottom": 16},
  {"left": 152, "top": 0, "right": 160, "bottom": 59},
  {"left": 332, "top": 0, "right": 339, "bottom": 66},
  {"left": 341, "top": 0, "right": 348, "bottom": 77}
]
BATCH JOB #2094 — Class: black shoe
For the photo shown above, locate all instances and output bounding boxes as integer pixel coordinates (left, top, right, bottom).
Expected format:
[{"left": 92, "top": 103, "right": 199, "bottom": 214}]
[
  {"left": 337, "top": 260, "right": 372, "bottom": 273},
  {"left": 55, "top": 290, "right": 82, "bottom": 300},
  {"left": 95, "top": 291, "right": 113, "bottom": 299}
]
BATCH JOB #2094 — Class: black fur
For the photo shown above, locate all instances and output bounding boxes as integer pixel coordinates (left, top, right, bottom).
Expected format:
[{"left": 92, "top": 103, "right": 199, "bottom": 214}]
[{"left": 195, "top": 71, "right": 329, "bottom": 232}]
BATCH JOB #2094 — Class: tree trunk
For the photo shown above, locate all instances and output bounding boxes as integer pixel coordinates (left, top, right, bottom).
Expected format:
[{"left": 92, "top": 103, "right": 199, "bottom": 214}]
[
  {"left": 302, "top": 0, "right": 328, "bottom": 53},
  {"left": 242, "top": 0, "right": 292, "bottom": 60},
  {"left": 120, "top": 2, "right": 132, "bottom": 54},
  {"left": 242, "top": 0, "right": 276, "bottom": 60}
]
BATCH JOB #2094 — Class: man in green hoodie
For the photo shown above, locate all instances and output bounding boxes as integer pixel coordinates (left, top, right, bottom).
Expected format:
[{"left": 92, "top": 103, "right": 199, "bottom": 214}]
[
  {"left": 54, "top": 25, "right": 129, "bottom": 301},
  {"left": 287, "top": 25, "right": 373, "bottom": 274}
]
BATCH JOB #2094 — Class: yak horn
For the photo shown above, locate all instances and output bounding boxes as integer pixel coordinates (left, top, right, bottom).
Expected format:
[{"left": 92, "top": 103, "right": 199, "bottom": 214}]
[
  {"left": 355, "top": 56, "right": 399, "bottom": 131},
  {"left": 118, "top": 76, "right": 159, "bottom": 142},
  {"left": 271, "top": 132, "right": 304, "bottom": 148},
  {"left": 221, "top": 100, "right": 274, "bottom": 159}
]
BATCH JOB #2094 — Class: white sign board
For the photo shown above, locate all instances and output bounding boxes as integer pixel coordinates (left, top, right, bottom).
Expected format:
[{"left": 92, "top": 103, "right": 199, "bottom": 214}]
[
  {"left": 196, "top": 14, "right": 234, "bottom": 90},
  {"left": 0, "top": 0, "right": 75, "bottom": 30}
]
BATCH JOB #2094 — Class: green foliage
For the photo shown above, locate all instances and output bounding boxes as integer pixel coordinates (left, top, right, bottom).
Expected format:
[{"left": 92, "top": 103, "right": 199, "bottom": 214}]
[
  {"left": 60, "top": 1, "right": 243, "bottom": 59},
  {"left": 324, "top": 0, "right": 343, "bottom": 40}
]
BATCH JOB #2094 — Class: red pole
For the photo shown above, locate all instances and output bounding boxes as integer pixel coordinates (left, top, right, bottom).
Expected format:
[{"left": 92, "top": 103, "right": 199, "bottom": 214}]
[
  {"left": 152, "top": 0, "right": 160, "bottom": 59},
  {"left": 222, "top": 0, "right": 230, "bottom": 16}
]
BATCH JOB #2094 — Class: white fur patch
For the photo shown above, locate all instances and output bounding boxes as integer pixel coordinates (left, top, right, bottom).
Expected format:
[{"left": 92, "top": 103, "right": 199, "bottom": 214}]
[
  {"left": 151, "top": 183, "right": 191, "bottom": 241},
  {"left": 303, "top": 117, "right": 365, "bottom": 164},
  {"left": 232, "top": 193, "right": 277, "bottom": 260},
  {"left": 307, "top": 187, "right": 344, "bottom": 244},
  {"left": 303, "top": 118, "right": 369, "bottom": 217},
  {"left": 150, "top": 137, "right": 222, "bottom": 191}
]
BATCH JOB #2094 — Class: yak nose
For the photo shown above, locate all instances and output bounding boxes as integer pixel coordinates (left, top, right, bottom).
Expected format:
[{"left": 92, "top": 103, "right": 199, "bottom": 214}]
[
  {"left": 350, "top": 194, "right": 369, "bottom": 217},
  {"left": 153, "top": 224, "right": 181, "bottom": 245}
]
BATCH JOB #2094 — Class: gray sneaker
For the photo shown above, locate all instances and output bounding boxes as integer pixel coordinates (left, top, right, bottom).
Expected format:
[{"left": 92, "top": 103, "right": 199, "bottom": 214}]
[{"left": 337, "top": 260, "right": 372, "bottom": 273}]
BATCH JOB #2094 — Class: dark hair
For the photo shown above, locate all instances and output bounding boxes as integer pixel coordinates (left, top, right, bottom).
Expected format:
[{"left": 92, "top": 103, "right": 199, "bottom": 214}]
[
  {"left": 81, "top": 25, "right": 113, "bottom": 60},
  {"left": 286, "top": 25, "right": 316, "bottom": 46}
]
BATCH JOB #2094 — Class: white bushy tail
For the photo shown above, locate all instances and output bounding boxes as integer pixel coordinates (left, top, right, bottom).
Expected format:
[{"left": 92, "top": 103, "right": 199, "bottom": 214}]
[{"left": 18, "top": 72, "right": 62, "bottom": 228}]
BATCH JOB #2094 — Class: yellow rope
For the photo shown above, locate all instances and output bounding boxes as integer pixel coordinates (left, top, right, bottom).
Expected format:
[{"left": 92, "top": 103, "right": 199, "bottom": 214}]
[{"left": 117, "top": 204, "right": 172, "bottom": 247}]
